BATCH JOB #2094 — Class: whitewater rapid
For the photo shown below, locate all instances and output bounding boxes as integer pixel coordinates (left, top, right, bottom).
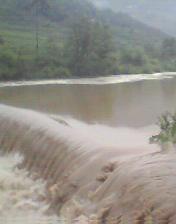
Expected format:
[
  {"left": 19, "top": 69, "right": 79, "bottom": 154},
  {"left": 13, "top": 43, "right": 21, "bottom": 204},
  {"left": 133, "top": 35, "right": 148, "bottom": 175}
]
[
  {"left": 1, "top": 70, "right": 176, "bottom": 223},
  {"left": 0, "top": 72, "right": 175, "bottom": 88},
  {"left": 0, "top": 104, "right": 168, "bottom": 224},
  {"left": 0, "top": 153, "right": 62, "bottom": 224}
]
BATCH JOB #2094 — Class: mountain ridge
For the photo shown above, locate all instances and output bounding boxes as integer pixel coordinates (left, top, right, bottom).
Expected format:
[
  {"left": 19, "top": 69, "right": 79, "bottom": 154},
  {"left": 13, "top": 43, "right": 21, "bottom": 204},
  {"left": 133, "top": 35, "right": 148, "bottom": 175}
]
[{"left": 97, "top": 0, "right": 176, "bottom": 37}]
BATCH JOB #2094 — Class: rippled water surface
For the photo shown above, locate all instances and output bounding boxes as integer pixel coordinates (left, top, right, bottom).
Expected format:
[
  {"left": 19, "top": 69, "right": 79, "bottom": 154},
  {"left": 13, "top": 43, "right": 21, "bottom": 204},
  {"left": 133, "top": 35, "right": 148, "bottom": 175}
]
[
  {"left": 0, "top": 73, "right": 176, "bottom": 223},
  {"left": 0, "top": 73, "right": 176, "bottom": 126}
]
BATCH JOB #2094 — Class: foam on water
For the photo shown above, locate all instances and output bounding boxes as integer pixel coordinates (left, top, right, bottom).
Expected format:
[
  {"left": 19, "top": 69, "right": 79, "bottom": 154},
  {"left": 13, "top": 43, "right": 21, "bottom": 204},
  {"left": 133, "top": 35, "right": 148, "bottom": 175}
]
[
  {"left": 51, "top": 114, "right": 159, "bottom": 152},
  {"left": 1, "top": 105, "right": 176, "bottom": 223},
  {"left": 0, "top": 153, "right": 60, "bottom": 224},
  {"left": 0, "top": 72, "right": 175, "bottom": 87}
]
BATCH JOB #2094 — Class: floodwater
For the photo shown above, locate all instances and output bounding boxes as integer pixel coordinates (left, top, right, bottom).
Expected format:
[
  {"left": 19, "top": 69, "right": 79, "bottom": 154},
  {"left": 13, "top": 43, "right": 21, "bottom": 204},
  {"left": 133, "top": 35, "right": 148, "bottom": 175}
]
[
  {"left": 0, "top": 73, "right": 176, "bottom": 223},
  {"left": 0, "top": 73, "right": 176, "bottom": 127},
  {"left": 0, "top": 153, "right": 61, "bottom": 224}
]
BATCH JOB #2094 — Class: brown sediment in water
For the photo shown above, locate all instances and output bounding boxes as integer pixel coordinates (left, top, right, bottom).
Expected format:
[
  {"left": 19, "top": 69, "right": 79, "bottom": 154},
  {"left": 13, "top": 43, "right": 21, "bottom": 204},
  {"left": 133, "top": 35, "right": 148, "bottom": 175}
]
[
  {"left": 1, "top": 104, "right": 175, "bottom": 223},
  {"left": 0, "top": 153, "right": 59, "bottom": 224}
]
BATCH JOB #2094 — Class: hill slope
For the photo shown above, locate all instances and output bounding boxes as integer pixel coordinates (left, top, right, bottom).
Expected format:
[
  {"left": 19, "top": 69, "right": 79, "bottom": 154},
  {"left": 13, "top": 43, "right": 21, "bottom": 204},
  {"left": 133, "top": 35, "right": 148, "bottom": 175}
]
[
  {"left": 0, "top": 0, "right": 175, "bottom": 80},
  {"left": 99, "top": 0, "right": 176, "bottom": 37},
  {"left": 0, "top": 0, "right": 168, "bottom": 47}
]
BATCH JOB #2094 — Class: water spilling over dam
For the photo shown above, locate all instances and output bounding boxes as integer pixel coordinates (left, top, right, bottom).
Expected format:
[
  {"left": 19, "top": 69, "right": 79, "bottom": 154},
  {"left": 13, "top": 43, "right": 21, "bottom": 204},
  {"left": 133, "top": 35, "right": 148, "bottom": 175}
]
[
  {"left": 0, "top": 153, "right": 60, "bottom": 224},
  {"left": 0, "top": 104, "right": 176, "bottom": 223},
  {"left": 1, "top": 74, "right": 176, "bottom": 223}
]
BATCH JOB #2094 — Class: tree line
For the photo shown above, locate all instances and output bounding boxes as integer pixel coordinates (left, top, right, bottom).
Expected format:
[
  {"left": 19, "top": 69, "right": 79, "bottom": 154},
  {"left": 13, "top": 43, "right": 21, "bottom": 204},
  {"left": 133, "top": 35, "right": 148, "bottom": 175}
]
[{"left": 1, "top": 0, "right": 176, "bottom": 80}]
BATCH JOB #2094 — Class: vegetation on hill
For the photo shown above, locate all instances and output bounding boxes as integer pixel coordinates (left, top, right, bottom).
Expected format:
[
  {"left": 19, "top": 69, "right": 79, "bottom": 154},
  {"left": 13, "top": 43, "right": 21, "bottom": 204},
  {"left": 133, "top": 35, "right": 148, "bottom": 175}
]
[{"left": 0, "top": 0, "right": 176, "bottom": 80}]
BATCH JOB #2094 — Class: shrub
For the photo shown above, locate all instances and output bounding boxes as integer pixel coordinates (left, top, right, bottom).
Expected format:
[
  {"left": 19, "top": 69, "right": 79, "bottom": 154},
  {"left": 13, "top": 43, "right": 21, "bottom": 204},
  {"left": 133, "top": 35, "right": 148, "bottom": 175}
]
[
  {"left": 38, "top": 66, "right": 71, "bottom": 79},
  {"left": 150, "top": 112, "right": 176, "bottom": 145}
]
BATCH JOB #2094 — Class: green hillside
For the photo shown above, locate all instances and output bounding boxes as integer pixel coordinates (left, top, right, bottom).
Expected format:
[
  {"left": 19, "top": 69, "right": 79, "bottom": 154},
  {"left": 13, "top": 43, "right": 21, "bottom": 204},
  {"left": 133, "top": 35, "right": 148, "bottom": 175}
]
[
  {"left": 0, "top": 0, "right": 167, "bottom": 48},
  {"left": 0, "top": 0, "right": 175, "bottom": 80}
]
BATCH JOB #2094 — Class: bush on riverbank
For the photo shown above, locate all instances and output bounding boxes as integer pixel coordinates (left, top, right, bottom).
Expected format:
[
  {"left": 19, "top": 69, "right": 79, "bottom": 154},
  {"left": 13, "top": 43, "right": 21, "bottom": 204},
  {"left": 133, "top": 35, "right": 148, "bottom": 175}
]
[{"left": 150, "top": 113, "right": 176, "bottom": 148}]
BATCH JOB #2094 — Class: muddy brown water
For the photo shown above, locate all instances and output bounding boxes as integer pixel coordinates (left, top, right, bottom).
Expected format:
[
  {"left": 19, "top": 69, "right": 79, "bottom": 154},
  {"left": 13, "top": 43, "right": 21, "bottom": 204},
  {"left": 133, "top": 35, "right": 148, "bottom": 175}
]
[
  {"left": 0, "top": 74, "right": 176, "bottom": 127},
  {"left": 1, "top": 74, "right": 176, "bottom": 223}
]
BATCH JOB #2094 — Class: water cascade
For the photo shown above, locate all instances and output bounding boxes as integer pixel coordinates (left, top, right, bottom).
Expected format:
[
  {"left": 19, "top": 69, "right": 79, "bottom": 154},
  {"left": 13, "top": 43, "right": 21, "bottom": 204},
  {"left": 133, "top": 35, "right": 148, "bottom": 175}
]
[{"left": 0, "top": 104, "right": 176, "bottom": 223}]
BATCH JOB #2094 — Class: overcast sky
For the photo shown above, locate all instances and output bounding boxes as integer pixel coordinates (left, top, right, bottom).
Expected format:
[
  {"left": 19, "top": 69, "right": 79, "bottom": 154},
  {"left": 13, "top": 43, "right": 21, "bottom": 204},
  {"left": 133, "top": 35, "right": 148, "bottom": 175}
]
[{"left": 91, "top": 0, "right": 110, "bottom": 9}]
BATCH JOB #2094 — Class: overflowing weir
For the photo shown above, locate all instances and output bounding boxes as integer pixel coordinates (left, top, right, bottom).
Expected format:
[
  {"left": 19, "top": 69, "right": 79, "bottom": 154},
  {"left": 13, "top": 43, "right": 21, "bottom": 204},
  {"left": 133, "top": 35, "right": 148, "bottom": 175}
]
[{"left": 0, "top": 104, "right": 176, "bottom": 223}]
